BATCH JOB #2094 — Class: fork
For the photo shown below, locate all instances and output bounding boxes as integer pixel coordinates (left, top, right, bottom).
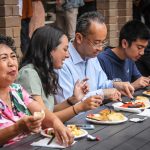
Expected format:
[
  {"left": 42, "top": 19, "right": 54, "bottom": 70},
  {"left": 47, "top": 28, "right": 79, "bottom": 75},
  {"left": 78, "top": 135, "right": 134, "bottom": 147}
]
[
  {"left": 130, "top": 97, "right": 136, "bottom": 102},
  {"left": 47, "top": 135, "right": 55, "bottom": 145}
]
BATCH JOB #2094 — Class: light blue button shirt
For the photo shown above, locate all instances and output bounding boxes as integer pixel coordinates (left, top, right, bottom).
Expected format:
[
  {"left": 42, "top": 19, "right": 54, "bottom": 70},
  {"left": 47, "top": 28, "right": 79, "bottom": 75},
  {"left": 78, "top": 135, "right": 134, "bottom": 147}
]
[{"left": 55, "top": 42, "right": 113, "bottom": 103}]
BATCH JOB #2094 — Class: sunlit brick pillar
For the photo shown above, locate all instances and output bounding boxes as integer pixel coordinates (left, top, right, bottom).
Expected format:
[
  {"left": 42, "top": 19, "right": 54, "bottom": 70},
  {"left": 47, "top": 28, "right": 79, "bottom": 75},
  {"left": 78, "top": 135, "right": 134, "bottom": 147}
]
[
  {"left": 0, "top": 0, "right": 21, "bottom": 57},
  {"left": 97, "top": 0, "right": 133, "bottom": 47}
]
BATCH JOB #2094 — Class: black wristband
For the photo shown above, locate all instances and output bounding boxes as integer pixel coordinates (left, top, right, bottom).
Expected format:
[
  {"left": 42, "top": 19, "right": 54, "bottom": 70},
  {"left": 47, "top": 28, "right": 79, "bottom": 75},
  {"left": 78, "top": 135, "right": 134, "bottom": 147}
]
[
  {"left": 66, "top": 97, "right": 74, "bottom": 106},
  {"left": 72, "top": 105, "right": 78, "bottom": 115}
]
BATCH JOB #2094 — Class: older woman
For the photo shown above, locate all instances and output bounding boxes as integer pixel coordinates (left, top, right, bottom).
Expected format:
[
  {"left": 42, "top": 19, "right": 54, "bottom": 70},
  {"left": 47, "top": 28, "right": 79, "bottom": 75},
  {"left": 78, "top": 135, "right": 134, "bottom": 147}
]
[
  {"left": 0, "top": 34, "right": 74, "bottom": 147},
  {"left": 16, "top": 25, "right": 103, "bottom": 122}
]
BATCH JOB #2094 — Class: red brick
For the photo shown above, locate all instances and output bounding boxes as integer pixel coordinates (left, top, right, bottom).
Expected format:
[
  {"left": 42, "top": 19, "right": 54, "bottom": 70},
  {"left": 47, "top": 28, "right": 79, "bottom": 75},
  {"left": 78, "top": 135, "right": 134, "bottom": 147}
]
[
  {"left": 118, "top": 9, "right": 126, "bottom": 16},
  {"left": 118, "top": 2, "right": 127, "bottom": 9},
  {"left": 118, "top": 16, "right": 127, "bottom": 24},
  {"left": 108, "top": 17, "right": 118, "bottom": 24},
  {"left": 3, "top": 16, "right": 20, "bottom": 27},
  {"left": 109, "top": 38, "right": 119, "bottom": 47},
  {"left": 118, "top": 24, "right": 124, "bottom": 31},
  {"left": 0, "top": 5, "right": 14, "bottom": 17},
  {"left": 0, "top": 6, "right": 5, "bottom": 16},
  {"left": 0, "top": 0, "right": 18, "bottom": 5},
  {"left": 97, "top": 1, "right": 109, "bottom": 10},
  {"left": 108, "top": 1, "right": 118, "bottom": 9},
  {"left": 14, "top": 37, "right": 20, "bottom": 48},
  {"left": 5, "top": 28, "right": 13, "bottom": 37},
  {"left": 0, "top": 17, "right": 5, "bottom": 27},
  {"left": 109, "top": 31, "right": 119, "bottom": 38},
  {"left": 13, "top": 27, "right": 20, "bottom": 37},
  {"left": 0, "top": 27, "right": 13, "bottom": 37},
  {"left": 16, "top": 48, "right": 23, "bottom": 61},
  {"left": 0, "top": 28, "right": 6, "bottom": 35},
  {"left": 13, "top": 5, "right": 19, "bottom": 16},
  {"left": 126, "top": 1, "right": 132, "bottom": 9},
  {"left": 108, "top": 9, "right": 118, "bottom": 17},
  {"left": 107, "top": 24, "right": 118, "bottom": 31}
]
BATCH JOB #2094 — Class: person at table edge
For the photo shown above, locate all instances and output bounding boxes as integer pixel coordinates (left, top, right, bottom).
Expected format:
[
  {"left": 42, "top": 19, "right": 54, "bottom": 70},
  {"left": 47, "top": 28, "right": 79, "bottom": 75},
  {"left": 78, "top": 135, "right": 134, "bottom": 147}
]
[
  {"left": 55, "top": 11, "right": 135, "bottom": 104},
  {"left": 0, "top": 34, "right": 74, "bottom": 147},
  {"left": 97, "top": 20, "right": 150, "bottom": 90}
]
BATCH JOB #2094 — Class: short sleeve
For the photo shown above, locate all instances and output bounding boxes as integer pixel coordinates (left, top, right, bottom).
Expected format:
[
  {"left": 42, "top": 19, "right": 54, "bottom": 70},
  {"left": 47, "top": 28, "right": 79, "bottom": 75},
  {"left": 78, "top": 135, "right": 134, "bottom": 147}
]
[
  {"left": 16, "top": 67, "right": 43, "bottom": 96},
  {"left": 21, "top": 86, "right": 33, "bottom": 106}
]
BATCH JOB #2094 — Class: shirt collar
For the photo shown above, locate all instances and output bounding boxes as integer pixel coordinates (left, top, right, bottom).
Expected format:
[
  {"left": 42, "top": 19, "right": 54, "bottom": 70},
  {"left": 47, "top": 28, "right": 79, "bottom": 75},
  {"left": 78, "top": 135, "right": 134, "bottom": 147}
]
[{"left": 68, "top": 42, "right": 87, "bottom": 65}]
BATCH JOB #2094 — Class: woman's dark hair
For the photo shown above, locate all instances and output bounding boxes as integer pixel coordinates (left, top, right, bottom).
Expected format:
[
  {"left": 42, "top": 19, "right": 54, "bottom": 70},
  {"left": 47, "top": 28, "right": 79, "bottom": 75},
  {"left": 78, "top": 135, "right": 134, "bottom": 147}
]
[
  {"left": 20, "top": 25, "right": 65, "bottom": 97},
  {"left": 119, "top": 20, "right": 150, "bottom": 47},
  {"left": 0, "top": 34, "right": 16, "bottom": 52}
]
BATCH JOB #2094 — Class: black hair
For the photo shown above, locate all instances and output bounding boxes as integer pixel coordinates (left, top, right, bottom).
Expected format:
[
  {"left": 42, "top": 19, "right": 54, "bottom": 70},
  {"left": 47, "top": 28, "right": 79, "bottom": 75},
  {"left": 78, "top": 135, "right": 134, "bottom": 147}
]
[
  {"left": 119, "top": 20, "right": 150, "bottom": 47},
  {"left": 20, "top": 25, "right": 65, "bottom": 97},
  {"left": 0, "top": 34, "right": 16, "bottom": 52},
  {"left": 76, "top": 11, "right": 105, "bottom": 36}
]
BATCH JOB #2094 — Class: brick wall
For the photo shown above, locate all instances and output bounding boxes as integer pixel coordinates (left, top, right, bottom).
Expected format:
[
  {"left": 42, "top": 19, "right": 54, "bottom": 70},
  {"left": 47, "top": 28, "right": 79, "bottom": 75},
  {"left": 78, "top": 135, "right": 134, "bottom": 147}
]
[
  {"left": 97, "top": 0, "right": 133, "bottom": 47},
  {"left": 0, "top": 0, "right": 133, "bottom": 55},
  {"left": 0, "top": 0, "right": 21, "bottom": 57}
]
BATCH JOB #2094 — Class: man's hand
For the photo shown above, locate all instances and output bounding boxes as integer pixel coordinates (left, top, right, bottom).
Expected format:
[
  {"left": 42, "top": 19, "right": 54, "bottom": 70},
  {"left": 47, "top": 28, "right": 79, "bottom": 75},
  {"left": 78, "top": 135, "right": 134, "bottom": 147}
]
[
  {"left": 131, "top": 76, "right": 150, "bottom": 90},
  {"left": 103, "top": 88, "right": 121, "bottom": 101},
  {"left": 73, "top": 78, "right": 89, "bottom": 102},
  {"left": 113, "top": 82, "right": 135, "bottom": 98},
  {"left": 76, "top": 95, "right": 103, "bottom": 111}
]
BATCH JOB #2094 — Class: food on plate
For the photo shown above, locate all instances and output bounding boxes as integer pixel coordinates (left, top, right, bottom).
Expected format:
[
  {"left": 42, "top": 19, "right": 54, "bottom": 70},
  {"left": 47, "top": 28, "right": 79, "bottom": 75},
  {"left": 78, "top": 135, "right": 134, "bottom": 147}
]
[
  {"left": 143, "top": 90, "right": 150, "bottom": 95},
  {"left": 44, "top": 128, "right": 54, "bottom": 136},
  {"left": 121, "top": 102, "right": 145, "bottom": 108},
  {"left": 67, "top": 125, "right": 85, "bottom": 136},
  {"left": 34, "top": 110, "right": 45, "bottom": 119},
  {"left": 87, "top": 109, "right": 125, "bottom": 121},
  {"left": 135, "top": 96, "right": 149, "bottom": 101},
  {"left": 107, "top": 113, "right": 125, "bottom": 121},
  {"left": 100, "top": 109, "right": 110, "bottom": 116}
]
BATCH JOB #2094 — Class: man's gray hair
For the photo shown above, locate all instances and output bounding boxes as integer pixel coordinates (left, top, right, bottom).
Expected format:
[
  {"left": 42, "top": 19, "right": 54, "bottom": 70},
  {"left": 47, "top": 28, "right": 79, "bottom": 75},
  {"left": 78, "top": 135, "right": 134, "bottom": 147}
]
[{"left": 76, "top": 11, "right": 105, "bottom": 36}]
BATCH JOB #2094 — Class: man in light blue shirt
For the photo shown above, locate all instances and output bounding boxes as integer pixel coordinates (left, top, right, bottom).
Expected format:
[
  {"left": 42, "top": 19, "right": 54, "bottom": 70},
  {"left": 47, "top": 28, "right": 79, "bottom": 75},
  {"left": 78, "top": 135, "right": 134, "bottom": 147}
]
[{"left": 55, "top": 11, "right": 134, "bottom": 103}]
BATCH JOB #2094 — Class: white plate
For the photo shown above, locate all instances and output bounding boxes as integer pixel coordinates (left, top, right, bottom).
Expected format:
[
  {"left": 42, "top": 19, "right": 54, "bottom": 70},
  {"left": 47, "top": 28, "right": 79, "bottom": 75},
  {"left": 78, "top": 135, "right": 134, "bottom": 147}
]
[
  {"left": 41, "top": 128, "right": 88, "bottom": 139},
  {"left": 112, "top": 102, "right": 150, "bottom": 113},
  {"left": 86, "top": 116, "right": 128, "bottom": 124},
  {"left": 41, "top": 128, "right": 53, "bottom": 138},
  {"left": 73, "top": 129, "right": 88, "bottom": 139},
  {"left": 143, "top": 91, "right": 150, "bottom": 97}
]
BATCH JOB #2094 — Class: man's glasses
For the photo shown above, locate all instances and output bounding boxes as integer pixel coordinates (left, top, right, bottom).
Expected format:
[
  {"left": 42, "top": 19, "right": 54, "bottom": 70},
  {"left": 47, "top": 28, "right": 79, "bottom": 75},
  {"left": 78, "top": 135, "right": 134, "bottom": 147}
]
[
  {"left": 87, "top": 38, "right": 108, "bottom": 49},
  {"left": 86, "top": 38, "right": 108, "bottom": 49}
]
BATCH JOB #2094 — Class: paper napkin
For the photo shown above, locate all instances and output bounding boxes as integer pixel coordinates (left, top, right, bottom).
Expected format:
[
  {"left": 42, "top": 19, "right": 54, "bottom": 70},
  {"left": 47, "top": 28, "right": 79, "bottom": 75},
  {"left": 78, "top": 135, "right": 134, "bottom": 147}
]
[
  {"left": 31, "top": 137, "right": 76, "bottom": 149},
  {"left": 137, "top": 109, "right": 150, "bottom": 117}
]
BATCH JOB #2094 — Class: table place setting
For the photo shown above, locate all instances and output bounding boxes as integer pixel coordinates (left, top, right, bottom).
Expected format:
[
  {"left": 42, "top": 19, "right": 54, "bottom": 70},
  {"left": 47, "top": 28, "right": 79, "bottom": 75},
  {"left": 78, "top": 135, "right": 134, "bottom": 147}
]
[
  {"left": 137, "top": 108, "right": 150, "bottom": 117},
  {"left": 129, "top": 117, "right": 148, "bottom": 123},
  {"left": 31, "top": 137, "right": 76, "bottom": 148}
]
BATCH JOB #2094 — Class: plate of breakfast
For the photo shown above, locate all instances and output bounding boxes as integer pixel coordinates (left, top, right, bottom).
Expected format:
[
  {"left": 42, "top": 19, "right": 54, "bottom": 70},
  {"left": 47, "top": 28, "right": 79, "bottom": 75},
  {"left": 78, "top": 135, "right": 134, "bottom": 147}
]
[
  {"left": 135, "top": 96, "right": 149, "bottom": 101},
  {"left": 86, "top": 109, "right": 128, "bottom": 124},
  {"left": 112, "top": 97, "right": 150, "bottom": 113},
  {"left": 41, "top": 126, "right": 88, "bottom": 139},
  {"left": 67, "top": 125, "right": 88, "bottom": 139},
  {"left": 143, "top": 90, "right": 150, "bottom": 96}
]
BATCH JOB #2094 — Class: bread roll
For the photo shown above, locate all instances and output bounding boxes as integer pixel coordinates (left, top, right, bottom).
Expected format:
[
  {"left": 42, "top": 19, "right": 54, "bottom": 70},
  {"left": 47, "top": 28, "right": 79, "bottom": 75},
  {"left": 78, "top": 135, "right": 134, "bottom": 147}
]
[{"left": 34, "top": 110, "right": 45, "bottom": 119}]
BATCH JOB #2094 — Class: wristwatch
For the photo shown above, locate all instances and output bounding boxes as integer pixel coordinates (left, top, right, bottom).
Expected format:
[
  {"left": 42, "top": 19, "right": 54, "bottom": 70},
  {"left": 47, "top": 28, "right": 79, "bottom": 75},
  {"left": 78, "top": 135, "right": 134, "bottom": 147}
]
[{"left": 112, "top": 78, "right": 122, "bottom": 82}]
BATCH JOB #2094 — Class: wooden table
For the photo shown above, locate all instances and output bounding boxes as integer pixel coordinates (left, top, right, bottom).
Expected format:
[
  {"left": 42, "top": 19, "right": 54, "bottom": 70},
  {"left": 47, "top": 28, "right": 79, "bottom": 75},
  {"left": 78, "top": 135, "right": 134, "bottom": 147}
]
[{"left": 2, "top": 88, "right": 150, "bottom": 150}]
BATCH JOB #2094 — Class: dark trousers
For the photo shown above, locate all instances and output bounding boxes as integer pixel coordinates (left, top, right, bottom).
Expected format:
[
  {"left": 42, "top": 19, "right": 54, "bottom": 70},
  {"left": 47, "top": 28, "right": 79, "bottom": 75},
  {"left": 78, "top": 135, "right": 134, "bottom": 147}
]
[{"left": 20, "top": 18, "right": 30, "bottom": 55}]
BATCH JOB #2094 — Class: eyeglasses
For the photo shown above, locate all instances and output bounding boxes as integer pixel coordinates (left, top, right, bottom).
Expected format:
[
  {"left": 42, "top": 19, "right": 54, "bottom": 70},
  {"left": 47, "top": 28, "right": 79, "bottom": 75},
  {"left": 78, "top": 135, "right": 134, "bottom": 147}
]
[{"left": 86, "top": 38, "right": 108, "bottom": 49}]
